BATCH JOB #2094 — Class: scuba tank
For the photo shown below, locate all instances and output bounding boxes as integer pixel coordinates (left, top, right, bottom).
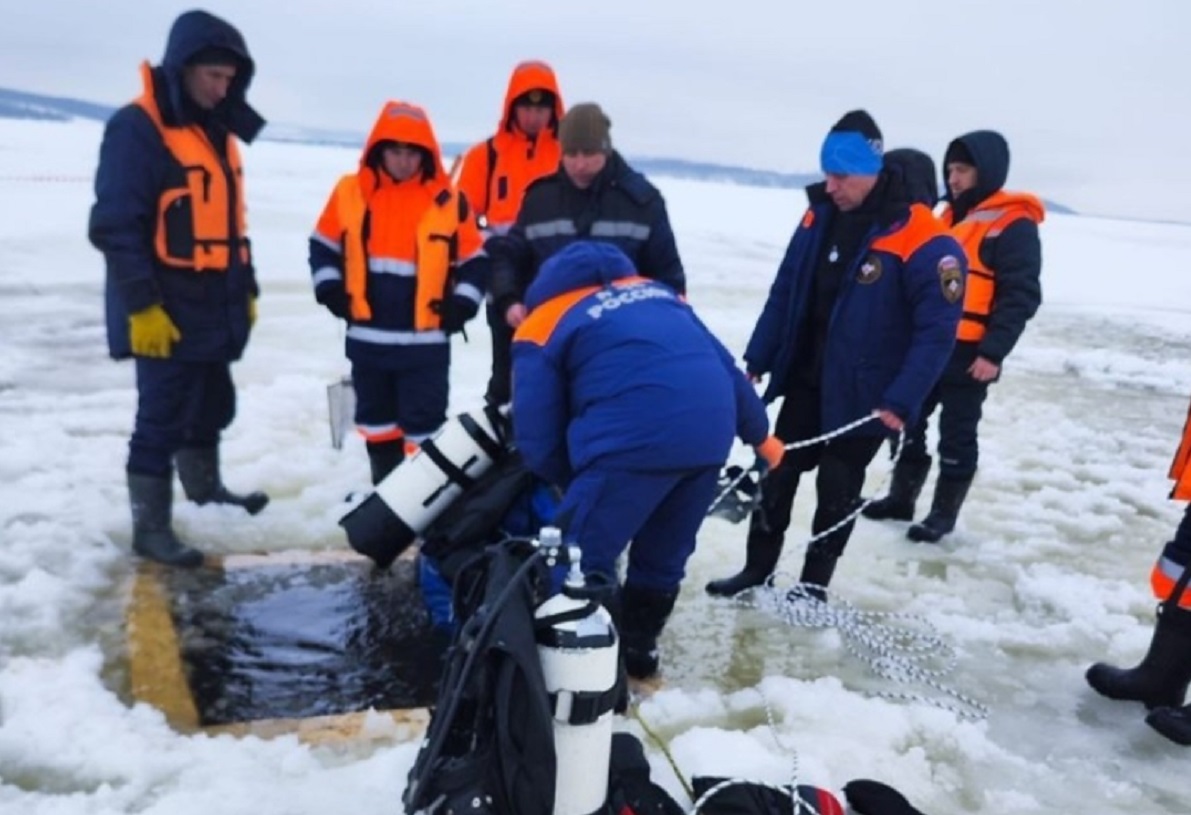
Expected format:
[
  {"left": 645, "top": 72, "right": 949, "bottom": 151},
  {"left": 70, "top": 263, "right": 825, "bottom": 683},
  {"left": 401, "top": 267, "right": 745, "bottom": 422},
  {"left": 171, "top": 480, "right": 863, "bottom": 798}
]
[
  {"left": 340, "top": 404, "right": 509, "bottom": 568},
  {"left": 533, "top": 528, "right": 620, "bottom": 815}
]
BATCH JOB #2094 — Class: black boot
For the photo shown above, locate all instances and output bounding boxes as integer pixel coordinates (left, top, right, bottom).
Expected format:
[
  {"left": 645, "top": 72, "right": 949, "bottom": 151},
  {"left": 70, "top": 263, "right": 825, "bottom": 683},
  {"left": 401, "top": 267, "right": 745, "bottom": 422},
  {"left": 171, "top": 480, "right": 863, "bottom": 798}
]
[
  {"left": 907, "top": 474, "right": 973, "bottom": 543},
  {"left": 366, "top": 439, "right": 405, "bottom": 486},
  {"left": 705, "top": 532, "right": 784, "bottom": 597},
  {"left": 175, "top": 447, "right": 269, "bottom": 515},
  {"left": 797, "top": 546, "right": 839, "bottom": 601},
  {"left": 1146, "top": 703, "right": 1191, "bottom": 745},
  {"left": 1086, "top": 600, "right": 1191, "bottom": 709},
  {"left": 128, "top": 472, "right": 204, "bottom": 568},
  {"left": 706, "top": 467, "right": 799, "bottom": 597},
  {"left": 862, "top": 458, "right": 930, "bottom": 522},
  {"left": 619, "top": 584, "right": 679, "bottom": 680}
]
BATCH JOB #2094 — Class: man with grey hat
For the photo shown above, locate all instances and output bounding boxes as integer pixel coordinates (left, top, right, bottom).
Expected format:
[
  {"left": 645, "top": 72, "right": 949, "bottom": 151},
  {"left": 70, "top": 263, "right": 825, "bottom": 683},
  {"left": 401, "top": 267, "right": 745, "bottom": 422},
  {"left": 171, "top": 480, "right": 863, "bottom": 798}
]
[{"left": 484, "top": 102, "right": 686, "bottom": 406}]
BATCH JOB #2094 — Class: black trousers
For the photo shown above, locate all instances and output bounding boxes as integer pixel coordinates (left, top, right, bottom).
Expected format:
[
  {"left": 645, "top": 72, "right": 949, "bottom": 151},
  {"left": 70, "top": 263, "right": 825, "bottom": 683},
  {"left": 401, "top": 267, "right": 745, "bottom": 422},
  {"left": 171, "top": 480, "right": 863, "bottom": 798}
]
[
  {"left": 484, "top": 303, "right": 514, "bottom": 406},
  {"left": 750, "top": 387, "right": 884, "bottom": 559},
  {"left": 901, "top": 356, "right": 990, "bottom": 479}
]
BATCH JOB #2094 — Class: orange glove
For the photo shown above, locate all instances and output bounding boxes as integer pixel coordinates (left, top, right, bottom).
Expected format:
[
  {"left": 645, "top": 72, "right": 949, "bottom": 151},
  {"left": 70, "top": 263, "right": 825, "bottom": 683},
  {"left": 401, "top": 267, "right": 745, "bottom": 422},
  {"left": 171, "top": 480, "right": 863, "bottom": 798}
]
[
  {"left": 755, "top": 435, "right": 786, "bottom": 470},
  {"left": 128, "top": 304, "right": 181, "bottom": 358}
]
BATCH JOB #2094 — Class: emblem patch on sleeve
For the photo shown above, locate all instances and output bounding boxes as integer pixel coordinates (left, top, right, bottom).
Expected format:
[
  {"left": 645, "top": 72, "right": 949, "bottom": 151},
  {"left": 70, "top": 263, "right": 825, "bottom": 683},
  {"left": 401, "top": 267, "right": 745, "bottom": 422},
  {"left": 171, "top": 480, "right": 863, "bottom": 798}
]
[
  {"left": 938, "top": 255, "right": 963, "bottom": 303},
  {"left": 857, "top": 255, "right": 882, "bottom": 284}
]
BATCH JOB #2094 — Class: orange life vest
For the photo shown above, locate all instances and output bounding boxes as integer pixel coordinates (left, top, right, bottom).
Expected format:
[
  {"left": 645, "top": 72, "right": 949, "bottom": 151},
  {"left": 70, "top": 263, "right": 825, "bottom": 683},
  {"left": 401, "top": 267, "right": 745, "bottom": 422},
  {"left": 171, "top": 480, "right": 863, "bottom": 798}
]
[
  {"left": 132, "top": 62, "right": 248, "bottom": 272},
  {"left": 452, "top": 60, "right": 564, "bottom": 233},
  {"left": 939, "top": 190, "right": 1044, "bottom": 342},
  {"left": 334, "top": 175, "right": 461, "bottom": 330}
]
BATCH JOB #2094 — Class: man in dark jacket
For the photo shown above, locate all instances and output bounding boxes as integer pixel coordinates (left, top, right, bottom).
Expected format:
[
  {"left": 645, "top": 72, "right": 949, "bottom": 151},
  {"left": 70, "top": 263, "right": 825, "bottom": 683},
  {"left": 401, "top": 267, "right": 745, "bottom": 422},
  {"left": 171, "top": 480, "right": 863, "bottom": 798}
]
[
  {"left": 484, "top": 102, "right": 686, "bottom": 405},
  {"left": 863, "top": 130, "right": 1043, "bottom": 543},
  {"left": 512, "top": 241, "right": 781, "bottom": 679},
  {"left": 706, "top": 111, "right": 966, "bottom": 598},
  {"left": 89, "top": 10, "right": 268, "bottom": 568}
]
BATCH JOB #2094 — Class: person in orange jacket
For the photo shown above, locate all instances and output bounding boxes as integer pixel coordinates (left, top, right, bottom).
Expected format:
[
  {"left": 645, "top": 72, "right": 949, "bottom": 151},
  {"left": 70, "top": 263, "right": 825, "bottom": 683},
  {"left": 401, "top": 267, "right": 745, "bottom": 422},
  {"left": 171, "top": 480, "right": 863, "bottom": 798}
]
[
  {"left": 451, "top": 61, "right": 564, "bottom": 406},
  {"left": 864, "top": 130, "right": 1043, "bottom": 543},
  {"left": 309, "top": 100, "right": 488, "bottom": 485},
  {"left": 1086, "top": 398, "right": 1191, "bottom": 746}
]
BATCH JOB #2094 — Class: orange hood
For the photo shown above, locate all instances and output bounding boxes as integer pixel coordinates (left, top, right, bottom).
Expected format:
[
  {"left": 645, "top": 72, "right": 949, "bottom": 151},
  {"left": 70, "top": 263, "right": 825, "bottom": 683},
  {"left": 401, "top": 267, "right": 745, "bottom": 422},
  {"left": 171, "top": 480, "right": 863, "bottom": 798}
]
[
  {"left": 358, "top": 100, "right": 448, "bottom": 193},
  {"left": 499, "top": 60, "right": 564, "bottom": 132}
]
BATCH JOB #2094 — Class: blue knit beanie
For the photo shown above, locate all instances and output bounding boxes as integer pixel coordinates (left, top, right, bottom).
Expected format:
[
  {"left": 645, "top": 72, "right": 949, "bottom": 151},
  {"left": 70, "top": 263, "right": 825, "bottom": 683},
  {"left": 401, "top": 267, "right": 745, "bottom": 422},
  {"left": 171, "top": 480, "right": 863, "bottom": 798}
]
[{"left": 820, "top": 109, "right": 884, "bottom": 175}]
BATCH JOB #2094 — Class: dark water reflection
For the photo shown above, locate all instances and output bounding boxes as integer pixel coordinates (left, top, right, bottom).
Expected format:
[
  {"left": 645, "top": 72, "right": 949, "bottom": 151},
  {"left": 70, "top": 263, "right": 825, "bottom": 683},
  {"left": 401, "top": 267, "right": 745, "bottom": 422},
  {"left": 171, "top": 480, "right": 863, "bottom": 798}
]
[{"left": 162, "top": 558, "right": 448, "bottom": 726}]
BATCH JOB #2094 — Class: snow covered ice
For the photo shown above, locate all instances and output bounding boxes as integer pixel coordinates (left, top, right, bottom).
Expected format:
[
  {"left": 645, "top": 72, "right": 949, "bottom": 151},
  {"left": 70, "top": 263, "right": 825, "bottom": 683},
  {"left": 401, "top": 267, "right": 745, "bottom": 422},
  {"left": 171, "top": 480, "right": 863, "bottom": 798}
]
[{"left": 2, "top": 116, "right": 1190, "bottom": 814}]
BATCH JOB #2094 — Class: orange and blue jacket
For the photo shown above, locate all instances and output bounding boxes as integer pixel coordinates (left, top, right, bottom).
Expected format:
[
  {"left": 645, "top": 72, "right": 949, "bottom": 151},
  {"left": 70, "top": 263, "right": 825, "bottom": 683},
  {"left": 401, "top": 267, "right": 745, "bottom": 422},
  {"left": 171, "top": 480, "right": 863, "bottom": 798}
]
[
  {"left": 452, "top": 61, "right": 564, "bottom": 235},
  {"left": 1153, "top": 399, "right": 1191, "bottom": 607},
  {"left": 309, "top": 100, "right": 487, "bottom": 365},
  {"left": 744, "top": 182, "right": 966, "bottom": 431},
  {"left": 89, "top": 12, "right": 259, "bottom": 363},
  {"left": 511, "top": 241, "right": 767, "bottom": 487}
]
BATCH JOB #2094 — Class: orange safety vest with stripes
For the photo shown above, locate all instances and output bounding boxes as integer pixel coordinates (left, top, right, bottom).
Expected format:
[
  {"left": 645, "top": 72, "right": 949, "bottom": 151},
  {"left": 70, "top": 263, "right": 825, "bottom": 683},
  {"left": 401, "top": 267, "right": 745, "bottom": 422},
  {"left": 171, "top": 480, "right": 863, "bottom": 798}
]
[
  {"left": 1150, "top": 398, "right": 1191, "bottom": 606},
  {"left": 132, "top": 62, "right": 248, "bottom": 272},
  {"left": 451, "top": 60, "right": 564, "bottom": 233},
  {"left": 332, "top": 174, "right": 461, "bottom": 330},
  {"left": 939, "top": 190, "right": 1044, "bottom": 342}
]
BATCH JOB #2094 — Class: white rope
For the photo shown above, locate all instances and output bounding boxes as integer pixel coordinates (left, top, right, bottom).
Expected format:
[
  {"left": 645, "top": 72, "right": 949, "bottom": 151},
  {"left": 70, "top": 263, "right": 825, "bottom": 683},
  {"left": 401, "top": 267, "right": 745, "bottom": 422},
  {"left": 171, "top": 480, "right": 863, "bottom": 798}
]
[
  {"left": 713, "top": 413, "right": 989, "bottom": 721},
  {"left": 688, "top": 686, "right": 817, "bottom": 814},
  {"left": 738, "top": 579, "right": 989, "bottom": 721}
]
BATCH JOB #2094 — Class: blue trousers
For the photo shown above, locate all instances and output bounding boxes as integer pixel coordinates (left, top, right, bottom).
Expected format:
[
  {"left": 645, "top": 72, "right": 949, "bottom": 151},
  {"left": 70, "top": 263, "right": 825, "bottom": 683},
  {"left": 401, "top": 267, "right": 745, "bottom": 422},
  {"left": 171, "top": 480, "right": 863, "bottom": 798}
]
[
  {"left": 352, "top": 362, "right": 448, "bottom": 442},
  {"left": 129, "top": 358, "right": 235, "bottom": 476},
  {"left": 556, "top": 465, "right": 721, "bottom": 592}
]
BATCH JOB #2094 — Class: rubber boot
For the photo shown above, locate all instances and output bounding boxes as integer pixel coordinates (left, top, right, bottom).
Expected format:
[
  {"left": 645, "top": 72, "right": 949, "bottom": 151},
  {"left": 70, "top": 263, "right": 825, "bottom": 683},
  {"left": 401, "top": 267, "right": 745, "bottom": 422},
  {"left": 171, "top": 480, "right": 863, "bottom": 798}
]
[
  {"left": 128, "top": 472, "right": 204, "bottom": 568},
  {"left": 175, "top": 447, "right": 269, "bottom": 515},
  {"left": 1086, "top": 599, "right": 1191, "bottom": 709},
  {"left": 907, "top": 474, "right": 973, "bottom": 543},
  {"left": 619, "top": 584, "right": 679, "bottom": 680},
  {"left": 862, "top": 458, "right": 930, "bottom": 522},
  {"left": 705, "top": 530, "right": 784, "bottom": 597},
  {"left": 366, "top": 439, "right": 405, "bottom": 486},
  {"left": 706, "top": 467, "right": 799, "bottom": 597},
  {"left": 1146, "top": 703, "right": 1191, "bottom": 745},
  {"left": 797, "top": 546, "right": 840, "bottom": 602}
]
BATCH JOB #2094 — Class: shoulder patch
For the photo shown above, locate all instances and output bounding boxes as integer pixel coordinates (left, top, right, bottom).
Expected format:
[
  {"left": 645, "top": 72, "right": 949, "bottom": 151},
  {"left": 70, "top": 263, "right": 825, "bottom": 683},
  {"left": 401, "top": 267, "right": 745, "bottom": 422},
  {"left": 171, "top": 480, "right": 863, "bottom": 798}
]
[{"left": 938, "top": 255, "right": 964, "bottom": 303}]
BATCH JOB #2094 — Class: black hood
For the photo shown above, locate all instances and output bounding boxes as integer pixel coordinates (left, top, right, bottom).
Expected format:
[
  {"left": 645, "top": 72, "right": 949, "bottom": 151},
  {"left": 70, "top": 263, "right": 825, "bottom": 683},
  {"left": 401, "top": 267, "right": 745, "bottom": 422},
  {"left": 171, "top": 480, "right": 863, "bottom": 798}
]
[
  {"left": 884, "top": 148, "right": 939, "bottom": 208},
  {"left": 943, "top": 129, "right": 1009, "bottom": 211},
  {"left": 159, "top": 10, "right": 265, "bottom": 143}
]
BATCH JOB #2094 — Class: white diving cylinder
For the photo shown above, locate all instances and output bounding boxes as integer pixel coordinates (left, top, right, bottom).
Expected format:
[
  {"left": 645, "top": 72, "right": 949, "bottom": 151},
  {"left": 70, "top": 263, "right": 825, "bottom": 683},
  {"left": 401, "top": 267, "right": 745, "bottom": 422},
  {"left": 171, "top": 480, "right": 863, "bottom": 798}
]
[
  {"left": 339, "top": 405, "right": 508, "bottom": 569},
  {"left": 533, "top": 529, "right": 619, "bottom": 815}
]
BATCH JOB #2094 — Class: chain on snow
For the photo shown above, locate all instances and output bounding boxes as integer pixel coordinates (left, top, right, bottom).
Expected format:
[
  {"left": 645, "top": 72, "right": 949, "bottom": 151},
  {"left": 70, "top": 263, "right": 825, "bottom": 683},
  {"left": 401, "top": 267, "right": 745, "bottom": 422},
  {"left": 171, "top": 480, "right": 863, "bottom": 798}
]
[{"left": 719, "top": 414, "right": 990, "bottom": 721}]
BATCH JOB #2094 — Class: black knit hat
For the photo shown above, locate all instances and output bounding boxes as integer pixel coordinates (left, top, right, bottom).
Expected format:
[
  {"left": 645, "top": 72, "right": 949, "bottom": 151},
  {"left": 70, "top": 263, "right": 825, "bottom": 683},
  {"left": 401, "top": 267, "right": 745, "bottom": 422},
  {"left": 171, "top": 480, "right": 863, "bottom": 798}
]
[
  {"left": 559, "top": 103, "right": 612, "bottom": 154},
  {"left": 186, "top": 45, "right": 241, "bottom": 68},
  {"left": 514, "top": 88, "right": 556, "bottom": 108},
  {"left": 830, "top": 109, "right": 883, "bottom": 142},
  {"left": 944, "top": 139, "right": 975, "bottom": 166}
]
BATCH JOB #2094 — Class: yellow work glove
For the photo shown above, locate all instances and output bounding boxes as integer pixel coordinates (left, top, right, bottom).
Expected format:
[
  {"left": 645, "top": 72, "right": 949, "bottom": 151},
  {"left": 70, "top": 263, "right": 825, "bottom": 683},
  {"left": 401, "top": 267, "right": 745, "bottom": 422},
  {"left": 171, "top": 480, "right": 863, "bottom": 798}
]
[
  {"left": 128, "top": 304, "right": 181, "bottom": 358},
  {"left": 248, "top": 296, "right": 258, "bottom": 328}
]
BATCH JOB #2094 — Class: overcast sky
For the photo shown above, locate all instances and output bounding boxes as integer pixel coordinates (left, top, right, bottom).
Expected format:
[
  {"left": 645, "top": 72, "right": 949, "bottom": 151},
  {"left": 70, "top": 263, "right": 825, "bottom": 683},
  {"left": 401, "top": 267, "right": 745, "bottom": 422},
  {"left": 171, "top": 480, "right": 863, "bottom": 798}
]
[{"left": 2, "top": 1, "right": 1186, "bottom": 221}]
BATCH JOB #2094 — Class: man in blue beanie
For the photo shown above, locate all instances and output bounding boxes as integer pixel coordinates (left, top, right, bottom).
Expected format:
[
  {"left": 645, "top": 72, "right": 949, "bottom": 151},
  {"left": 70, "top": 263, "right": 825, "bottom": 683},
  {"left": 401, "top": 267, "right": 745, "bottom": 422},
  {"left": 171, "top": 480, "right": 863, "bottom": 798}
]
[{"left": 706, "top": 110, "right": 966, "bottom": 598}]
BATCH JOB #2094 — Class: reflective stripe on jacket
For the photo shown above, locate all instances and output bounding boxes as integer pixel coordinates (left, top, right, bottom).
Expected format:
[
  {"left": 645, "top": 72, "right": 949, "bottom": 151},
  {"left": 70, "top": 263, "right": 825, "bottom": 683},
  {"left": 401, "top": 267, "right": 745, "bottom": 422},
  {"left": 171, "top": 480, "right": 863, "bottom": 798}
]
[
  {"left": 332, "top": 175, "right": 462, "bottom": 330},
  {"left": 132, "top": 61, "right": 247, "bottom": 272},
  {"left": 940, "top": 190, "right": 1043, "bottom": 342}
]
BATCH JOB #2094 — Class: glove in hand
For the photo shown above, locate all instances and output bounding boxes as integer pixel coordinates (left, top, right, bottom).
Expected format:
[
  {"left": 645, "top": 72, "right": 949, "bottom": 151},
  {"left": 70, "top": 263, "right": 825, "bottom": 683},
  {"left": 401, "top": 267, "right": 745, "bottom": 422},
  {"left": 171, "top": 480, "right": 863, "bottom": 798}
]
[
  {"left": 754, "top": 434, "right": 786, "bottom": 470},
  {"left": 435, "top": 294, "right": 479, "bottom": 334},
  {"left": 128, "top": 304, "right": 181, "bottom": 358}
]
